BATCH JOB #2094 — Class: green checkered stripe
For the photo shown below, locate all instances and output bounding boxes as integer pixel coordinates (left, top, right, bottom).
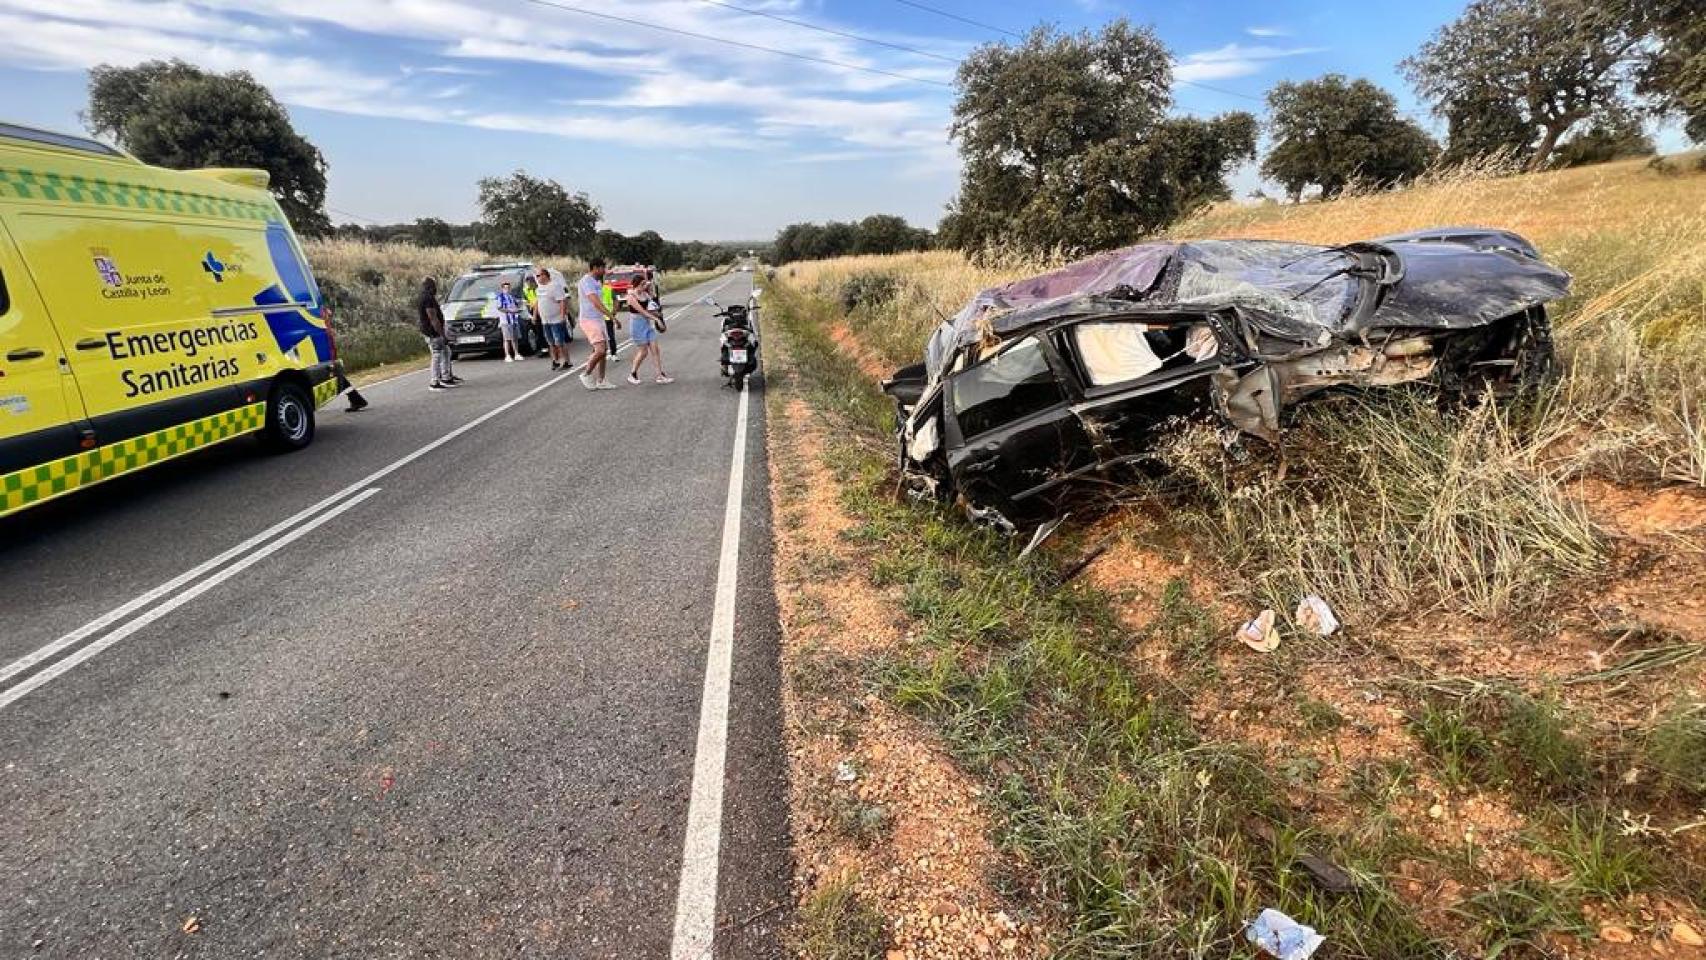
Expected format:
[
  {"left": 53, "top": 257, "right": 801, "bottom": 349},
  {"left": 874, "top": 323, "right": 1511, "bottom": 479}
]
[
  {"left": 0, "top": 166, "right": 274, "bottom": 222},
  {"left": 1, "top": 402, "right": 266, "bottom": 516},
  {"left": 313, "top": 376, "right": 339, "bottom": 407}
]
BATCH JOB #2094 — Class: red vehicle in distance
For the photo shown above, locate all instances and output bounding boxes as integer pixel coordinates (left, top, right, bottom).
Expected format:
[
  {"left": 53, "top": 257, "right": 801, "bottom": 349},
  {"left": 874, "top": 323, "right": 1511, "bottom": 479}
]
[{"left": 605, "top": 265, "right": 650, "bottom": 303}]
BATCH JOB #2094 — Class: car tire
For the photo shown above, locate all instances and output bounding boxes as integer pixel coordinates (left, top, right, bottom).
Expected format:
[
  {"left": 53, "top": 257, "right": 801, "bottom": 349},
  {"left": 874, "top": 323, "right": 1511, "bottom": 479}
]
[{"left": 262, "top": 380, "right": 315, "bottom": 453}]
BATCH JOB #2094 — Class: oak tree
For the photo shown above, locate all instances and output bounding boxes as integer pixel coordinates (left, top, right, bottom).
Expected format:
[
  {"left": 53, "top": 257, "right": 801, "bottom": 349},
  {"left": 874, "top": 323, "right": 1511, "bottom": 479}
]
[
  {"left": 86, "top": 60, "right": 332, "bottom": 234},
  {"left": 1261, "top": 74, "right": 1438, "bottom": 199},
  {"left": 1401, "top": 0, "right": 1643, "bottom": 170},
  {"left": 475, "top": 171, "right": 599, "bottom": 257},
  {"left": 948, "top": 20, "right": 1256, "bottom": 256}
]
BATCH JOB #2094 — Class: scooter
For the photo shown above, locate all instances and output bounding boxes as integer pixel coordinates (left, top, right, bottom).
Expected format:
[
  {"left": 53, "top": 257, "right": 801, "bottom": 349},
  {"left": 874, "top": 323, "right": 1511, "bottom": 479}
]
[{"left": 708, "top": 298, "right": 760, "bottom": 390}]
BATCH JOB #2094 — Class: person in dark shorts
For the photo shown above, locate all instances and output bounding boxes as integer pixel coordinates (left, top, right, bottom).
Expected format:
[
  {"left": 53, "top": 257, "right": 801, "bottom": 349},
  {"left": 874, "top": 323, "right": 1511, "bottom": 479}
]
[{"left": 534, "top": 266, "right": 574, "bottom": 371}]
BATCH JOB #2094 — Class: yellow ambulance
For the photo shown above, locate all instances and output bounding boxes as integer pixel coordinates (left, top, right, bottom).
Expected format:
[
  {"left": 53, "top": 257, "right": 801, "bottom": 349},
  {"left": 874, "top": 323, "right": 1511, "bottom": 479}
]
[{"left": 0, "top": 122, "right": 345, "bottom": 519}]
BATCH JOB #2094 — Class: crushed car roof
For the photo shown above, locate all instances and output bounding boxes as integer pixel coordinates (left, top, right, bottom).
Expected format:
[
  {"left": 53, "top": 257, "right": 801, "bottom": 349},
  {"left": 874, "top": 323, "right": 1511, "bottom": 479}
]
[{"left": 924, "top": 227, "right": 1570, "bottom": 379}]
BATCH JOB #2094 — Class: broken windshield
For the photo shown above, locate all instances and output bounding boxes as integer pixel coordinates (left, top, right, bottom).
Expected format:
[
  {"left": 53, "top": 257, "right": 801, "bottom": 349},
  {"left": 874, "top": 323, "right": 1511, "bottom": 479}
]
[{"left": 1172, "top": 241, "right": 1360, "bottom": 339}]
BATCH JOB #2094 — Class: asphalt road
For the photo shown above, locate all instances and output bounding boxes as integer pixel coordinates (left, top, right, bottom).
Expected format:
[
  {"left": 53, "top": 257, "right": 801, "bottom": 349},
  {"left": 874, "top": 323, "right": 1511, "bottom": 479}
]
[{"left": 0, "top": 272, "right": 791, "bottom": 959}]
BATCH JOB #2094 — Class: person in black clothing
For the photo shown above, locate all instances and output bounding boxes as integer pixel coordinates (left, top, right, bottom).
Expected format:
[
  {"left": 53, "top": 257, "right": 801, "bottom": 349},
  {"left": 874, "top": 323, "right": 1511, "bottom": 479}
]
[
  {"left": 417, "top": 277, "right": 462, "bottom": 390},
  {"left": 337, "top": 366, "right": 369, "bottom": 411}
]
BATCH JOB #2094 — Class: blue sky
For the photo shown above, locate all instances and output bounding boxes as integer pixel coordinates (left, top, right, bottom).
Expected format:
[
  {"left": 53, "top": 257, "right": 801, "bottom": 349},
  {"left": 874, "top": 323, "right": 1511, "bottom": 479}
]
[{"left": 0, "top": 1, "right": 1686, "bottom": 240}]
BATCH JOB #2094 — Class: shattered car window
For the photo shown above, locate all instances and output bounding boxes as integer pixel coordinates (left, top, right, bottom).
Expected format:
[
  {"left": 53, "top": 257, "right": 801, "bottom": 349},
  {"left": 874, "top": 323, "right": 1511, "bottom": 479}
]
[
  {"left": 1174, "top": 241, "right": 1358, "bottom": 338},
  {"left": 952, "top": 338, "right": 1062, "bottom": 438}
]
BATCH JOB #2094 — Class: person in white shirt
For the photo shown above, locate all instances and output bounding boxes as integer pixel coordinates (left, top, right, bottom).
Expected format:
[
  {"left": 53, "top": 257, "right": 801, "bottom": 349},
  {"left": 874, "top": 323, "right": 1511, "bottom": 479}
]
[{"left": 533, "top": 265, "right": 573, "bottom": 371}]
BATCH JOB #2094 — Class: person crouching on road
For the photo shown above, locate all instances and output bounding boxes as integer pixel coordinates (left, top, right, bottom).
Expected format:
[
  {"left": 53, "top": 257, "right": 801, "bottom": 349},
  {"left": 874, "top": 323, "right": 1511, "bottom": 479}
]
[
  {"left": 534, "top": 265, "right": 573, "bottom": 371},
  {"left": 418, "top": 276, "right": 459, "bottom": 391},
  {"left": 496, "top": 280, "right": 526, "bottom": 362},
  {"left": 624, "top": 273, "right": 672, "bottom": 385},
  {"left": 578, "top": 258, "right": 618, "bottom": 390}
]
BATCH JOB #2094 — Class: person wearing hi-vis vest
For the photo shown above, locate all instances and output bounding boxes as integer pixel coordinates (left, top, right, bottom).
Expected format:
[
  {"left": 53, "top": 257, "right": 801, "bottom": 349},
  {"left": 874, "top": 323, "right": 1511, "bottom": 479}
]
[{"left": 599, "top": 279, "right": 621, "bottom": 347}]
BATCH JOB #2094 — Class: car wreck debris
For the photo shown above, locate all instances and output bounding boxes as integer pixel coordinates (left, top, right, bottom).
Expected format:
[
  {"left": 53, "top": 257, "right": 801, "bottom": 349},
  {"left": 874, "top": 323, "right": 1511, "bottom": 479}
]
[
  {"left": 882, "top": 228, "right": 1569, "bottom": 532},
  {"left": 1237, "top": 610, "right": 1281, "bottom": 653},
  {"left": 1246, "top": 908, "right": 1326, "bottom": 960},
  {"left": 1295, "top": 595, "right": 1340, "bottom": 636}
]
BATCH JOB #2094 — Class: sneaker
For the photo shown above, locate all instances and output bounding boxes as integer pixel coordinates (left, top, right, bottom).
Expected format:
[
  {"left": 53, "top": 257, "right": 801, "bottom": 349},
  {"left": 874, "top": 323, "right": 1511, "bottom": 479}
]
[
  {"left": 550, "top": 362, "right": 560, "bottom": 371},
  {"left": 505, "top": 356, "right": 515, "bottom": 363},
  {"left": 346, "top": 391, "right": 370, "bottom": 411},
  {"left": 626, "top": 373, "right": 641, "bottom": 385},
  {"left": 596, "top": 380, "right": 618, "bottom": 390},
  {"left": 655, "top": 375, "right": 674, "bottom": 384},
  {"left": 580, "top": 373, "right": 596, "bottom": 390},
  {"left": 446, "top": 376, "right": 464, "bottom": 384},
  {"left": 429, "top": 380, "right": 446, "bottom": 391}
]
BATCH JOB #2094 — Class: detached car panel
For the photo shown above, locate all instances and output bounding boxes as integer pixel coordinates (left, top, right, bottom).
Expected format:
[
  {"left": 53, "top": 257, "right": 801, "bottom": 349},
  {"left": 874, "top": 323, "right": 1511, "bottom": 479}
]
[{"left": 885, "top": 228, "right": 1570, "bottom": 531}]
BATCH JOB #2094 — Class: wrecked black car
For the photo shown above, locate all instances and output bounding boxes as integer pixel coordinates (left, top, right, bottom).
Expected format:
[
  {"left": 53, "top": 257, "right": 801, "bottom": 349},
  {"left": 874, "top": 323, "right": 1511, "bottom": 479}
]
[{"left": 882, "top": 227, "right": 1569, "bottom": 531}]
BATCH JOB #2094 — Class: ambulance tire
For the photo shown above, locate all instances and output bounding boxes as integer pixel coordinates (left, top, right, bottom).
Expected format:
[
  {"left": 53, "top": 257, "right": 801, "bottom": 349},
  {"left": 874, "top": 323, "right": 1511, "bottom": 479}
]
[{"left": 262, "top": 380, "right": 316, "bottom": 453}]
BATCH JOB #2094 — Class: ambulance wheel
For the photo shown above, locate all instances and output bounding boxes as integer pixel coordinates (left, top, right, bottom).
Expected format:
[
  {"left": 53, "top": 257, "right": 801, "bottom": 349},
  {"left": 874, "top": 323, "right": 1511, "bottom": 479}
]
[{"left": 262, "top": 381, "right": 316, "bottom": 453}]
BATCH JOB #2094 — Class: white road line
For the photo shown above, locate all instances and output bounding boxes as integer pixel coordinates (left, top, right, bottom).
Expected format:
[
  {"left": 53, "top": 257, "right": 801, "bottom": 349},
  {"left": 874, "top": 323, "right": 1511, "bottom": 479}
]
[
  {"left": 670, "top": 380, "right": 751, "bottom": 960},
  {"left": 0, "top": 342, "right": 628, "bottom": 691},
  {"left": 0, "top": 272, "right": 732, "bottom": 707},
  {"left": 0, "top": 488, "right": 383, "bottom": 711},
  {"left": 0, "top": 489, "right": 358, "bottom": 686}
]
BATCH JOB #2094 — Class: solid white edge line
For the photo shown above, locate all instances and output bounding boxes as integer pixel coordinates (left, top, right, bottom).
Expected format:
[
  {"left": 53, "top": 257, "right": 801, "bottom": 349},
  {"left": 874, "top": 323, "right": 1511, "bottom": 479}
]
[
  {"left": 0, "top": 487, "right": 383, "bottom": 711},
  {"left": 670, "top": 372, "right": 751, "bottom": 960}
]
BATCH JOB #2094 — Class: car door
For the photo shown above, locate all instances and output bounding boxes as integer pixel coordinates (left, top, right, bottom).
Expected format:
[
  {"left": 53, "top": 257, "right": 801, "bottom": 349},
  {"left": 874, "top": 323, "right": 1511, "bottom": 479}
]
[
  {"left": 0, "top": 218, "right": 86, "bottom": 481},
  {"left": 944, "top": 335, "right": 1095, "bottom": 519},
  {"left": 1055, "top": 317, "right": 1225, "bottom": 462}
]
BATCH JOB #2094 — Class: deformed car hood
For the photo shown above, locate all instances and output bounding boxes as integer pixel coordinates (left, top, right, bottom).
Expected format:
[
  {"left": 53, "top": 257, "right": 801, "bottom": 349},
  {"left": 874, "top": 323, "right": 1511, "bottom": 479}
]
[{"left": 1370, "top": 234, "right": 1570, "bottom": 329}]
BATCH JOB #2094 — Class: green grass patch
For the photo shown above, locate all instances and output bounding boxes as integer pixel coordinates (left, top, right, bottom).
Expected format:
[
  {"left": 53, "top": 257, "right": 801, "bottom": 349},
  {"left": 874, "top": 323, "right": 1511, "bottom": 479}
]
[
  {"left": 1411, "top": 692, "right": 1593, "bottom": 798},
  {"left": 789, "top": 873, "right": 888, "bottom": 959},
  {"left": 1451, "top": 879, "right": 1588, "bottom": 960},
  {"left": 1641, "top": 699, "right": 1706, "bottom": 802}
]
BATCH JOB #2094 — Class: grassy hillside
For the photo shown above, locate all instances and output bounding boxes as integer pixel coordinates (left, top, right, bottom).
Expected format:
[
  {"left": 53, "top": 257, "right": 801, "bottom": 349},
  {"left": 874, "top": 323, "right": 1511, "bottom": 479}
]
[
  {"left": 304, "top": 239, "right": 486, "bottom": 372},
  {"left": 769, "top": 157, "right": 1706, "bottom": 957}
]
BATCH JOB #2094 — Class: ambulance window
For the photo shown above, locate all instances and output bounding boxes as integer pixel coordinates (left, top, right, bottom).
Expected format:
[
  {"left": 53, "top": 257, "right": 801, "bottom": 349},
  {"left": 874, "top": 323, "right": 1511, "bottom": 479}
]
[
  {"left": 0, "top": 266, "right": 9, "bottom": 315},
  {"left": 266, "top": 222, "right": 320, "bottom": 306}
]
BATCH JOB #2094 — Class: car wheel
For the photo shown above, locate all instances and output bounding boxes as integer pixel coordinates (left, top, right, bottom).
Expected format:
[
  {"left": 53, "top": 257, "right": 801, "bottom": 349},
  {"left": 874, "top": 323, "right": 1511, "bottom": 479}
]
[{"left": 262, "top": 380, "right": 315, "bottom": 453}]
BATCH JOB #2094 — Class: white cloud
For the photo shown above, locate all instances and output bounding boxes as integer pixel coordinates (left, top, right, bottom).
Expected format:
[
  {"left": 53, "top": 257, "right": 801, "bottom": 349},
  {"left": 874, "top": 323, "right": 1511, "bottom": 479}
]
[
  {"left": 1175, "top": 42, "right": 1326, "bottom": 82},
  {"left": 0, "top": 0, "right": 956, "bottom": 161},
  {"left": 1245, "top": 26, "right": 1291, "bottom": 38}
]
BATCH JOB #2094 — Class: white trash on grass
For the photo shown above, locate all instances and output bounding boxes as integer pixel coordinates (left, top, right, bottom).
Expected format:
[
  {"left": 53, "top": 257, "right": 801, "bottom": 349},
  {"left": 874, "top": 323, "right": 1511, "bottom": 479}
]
[{"left": 1245, "top": 908, "right": 1325, "bottom": 959}]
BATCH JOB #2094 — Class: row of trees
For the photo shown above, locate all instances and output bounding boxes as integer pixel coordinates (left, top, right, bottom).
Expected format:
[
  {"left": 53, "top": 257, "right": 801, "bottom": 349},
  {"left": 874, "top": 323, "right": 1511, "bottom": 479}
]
[
  {"left": 771, "top": 215, "right": 933, "bottom": 265},
  {"left": 942, "top": 0, "right": 1702, "bottom": 256},
  {"left": 333, "top": 211, "right": 745, "bottom": 270}
]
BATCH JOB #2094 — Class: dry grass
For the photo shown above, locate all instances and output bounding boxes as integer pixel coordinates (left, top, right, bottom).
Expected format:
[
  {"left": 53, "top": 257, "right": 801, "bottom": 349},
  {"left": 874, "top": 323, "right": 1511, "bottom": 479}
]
[
  {"left": 304, "top": 239, "right": 483, "bottom": 372},
  {"left": 771, "top": 154, "right": 1706, "bottom": 958},
  {"left": 780, "top": 155, "right": 1706, "bottom": 620}
]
